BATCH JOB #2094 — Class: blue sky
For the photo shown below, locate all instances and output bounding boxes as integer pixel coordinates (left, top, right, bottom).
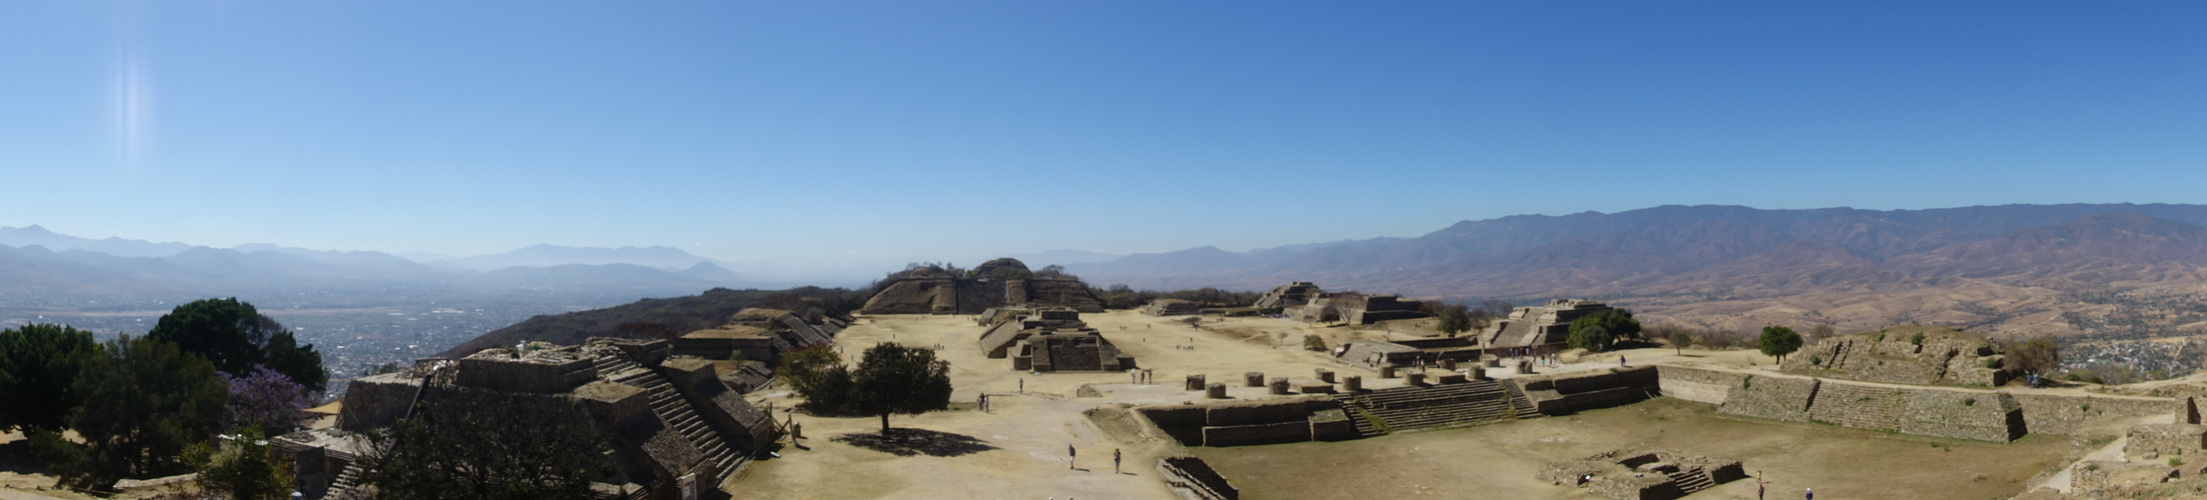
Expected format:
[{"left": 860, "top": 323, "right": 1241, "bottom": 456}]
[{"left": 2, "top": 1, "right": 2202, "bottom": 262}]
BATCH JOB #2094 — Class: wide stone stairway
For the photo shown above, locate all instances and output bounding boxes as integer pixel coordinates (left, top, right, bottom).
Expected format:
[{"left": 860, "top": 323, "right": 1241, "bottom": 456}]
[
  {"left": 599, "top": 355, "right": 744, "bottom": 486},
  {"left": 1333, "top": 378, "right": 1539, "bottom": 436},
  {"left": 1671, "top": 466, "right": 1717, "bottom": 496}
]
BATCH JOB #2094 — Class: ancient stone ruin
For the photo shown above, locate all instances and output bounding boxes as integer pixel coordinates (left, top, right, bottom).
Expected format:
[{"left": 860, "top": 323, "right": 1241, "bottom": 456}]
[
  {"left": 1289, "top": 292, "right": 1430, "bottom": 324},
  {"left": 1140, "top": 299, "right": 1204, "bottom": 316},
  {"left": 973, "top": 308, "right": 1136, "bottom": 371},
  {"left": 1538, "top": 447, "right": 1746, "bottom": 500},
  {"left": 671, "top": 308, "right": 841, "bottom": 365},
  {"left": 1335, "top": 337, "right": 1485, "bottom": 369},
  {"left": 276, "top": 337, "right": 781, "bottom": 500},
  {"left": 1251, "top": 281, "right": 1324, "bottom": 312},
  {"left": 1476, "top": 299, "right": 1613, "bottom": 352},
  {"left": 1782, "top": 325, "right": 2013, "bottom": 386},
  {"left": 859, "top": 258, "right": 1104, "bottom": 314}
]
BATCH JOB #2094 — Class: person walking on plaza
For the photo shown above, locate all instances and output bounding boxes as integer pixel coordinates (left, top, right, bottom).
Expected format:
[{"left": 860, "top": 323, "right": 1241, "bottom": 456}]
[
  {"left": 1068, "top": 444, "right": 1077, "bottom": 470},
  {"left": 1114, "top": 448, "right": 1122, "bottom": 474}
]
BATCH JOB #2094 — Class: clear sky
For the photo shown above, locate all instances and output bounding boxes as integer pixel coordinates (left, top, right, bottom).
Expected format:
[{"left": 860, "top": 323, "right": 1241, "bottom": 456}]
[{"left": 2, "top": 1, "right": 2202, "bottom": 263}]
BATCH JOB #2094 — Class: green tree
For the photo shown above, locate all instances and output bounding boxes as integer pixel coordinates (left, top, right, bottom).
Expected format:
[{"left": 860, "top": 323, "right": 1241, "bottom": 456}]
[
  {"left": 188, "top": 426, "right": 295, "bottom": 500},
  {"left": 32, "top": 335, "right": 229, "bottom": 490},
  {"left": 1568, "top": 323, "right": 1613, "bottom": 352},
  {"left": 0, "top": 324, "right": 102, "bottom": 433},
  {"left": 1760, "top": 326, "right": 1805, "bottom": 363},
  {"left": 779, "top": 345, "right": 851, "bottom": 409},
  {"left": 1434, "top": 304, "right": 1474, "bottom": 337},
  {"left": 2004, "top": 335, "right": 2062, "bottom": 377},
  {"left": 1302, "top": 334, "right": 1329, "bottom": 352},
  {"left": 148, "top": 298, "right": 328, "bottom": 393},
  {"left": 356, "top": 390, "right": 613, "bottom": 500},
  {"left": 851, "top": 343, "right": 953, "bottom": 433},
  {"left": 1579, "top": 309, "right": 1643, "bottom": 339},
  {"left": 1669, "top": 330, "right": 1694, "bottom": 355},
  {"left": 1567, "top": 309, "right": 1640, "bottom": 352}
]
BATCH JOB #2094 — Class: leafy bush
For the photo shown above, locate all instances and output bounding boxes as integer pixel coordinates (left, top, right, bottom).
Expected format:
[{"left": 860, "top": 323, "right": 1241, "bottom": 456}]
[
  {"left": 189, "top": 426, "right": 295, "bottom": 500},
  {"left": 1302, "top": 335, "right": 1328, "bottom": 352}
]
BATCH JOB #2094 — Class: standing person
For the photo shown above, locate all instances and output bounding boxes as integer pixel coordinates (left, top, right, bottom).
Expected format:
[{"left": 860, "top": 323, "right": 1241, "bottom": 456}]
[
  {"left": 1068, "top": 444, "right": 1077, "bottom": 470},
  {"left": 1114, "top": 448, "right": 1122, "bottom": 474},
  {"left": 1020, "top": 378, "right": 1025, "bottom": 394},
  {"left": 1804, "top": 488, "right": 1812, "bottom": 500}
]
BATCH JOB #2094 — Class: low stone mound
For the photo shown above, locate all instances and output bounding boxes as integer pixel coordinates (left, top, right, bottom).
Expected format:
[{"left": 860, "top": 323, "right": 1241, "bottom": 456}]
[
  {"left": 1142, "top": 299, "right": 1203, "bottom": 316},
  {"left": 1783, "top": 325, "right": 2011, "bottom": 386},
  {"left": 1538, "top": 447, "right": 1746, "bottom": 500}
]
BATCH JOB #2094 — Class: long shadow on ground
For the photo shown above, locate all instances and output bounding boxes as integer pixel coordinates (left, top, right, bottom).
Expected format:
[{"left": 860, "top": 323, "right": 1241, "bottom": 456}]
[{"left": 831, "top": 428, "right": 998, "bottom": 457}]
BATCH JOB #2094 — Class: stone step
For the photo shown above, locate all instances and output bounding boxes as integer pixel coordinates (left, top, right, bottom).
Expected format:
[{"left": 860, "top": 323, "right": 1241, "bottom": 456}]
[{"left": 1674, "top": 467, "right": 1715, "bottom": 494}]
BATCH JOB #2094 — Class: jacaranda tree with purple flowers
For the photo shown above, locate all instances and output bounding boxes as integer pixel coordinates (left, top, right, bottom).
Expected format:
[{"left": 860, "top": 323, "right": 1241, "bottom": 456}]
[{"left": 221, "top": 365, "right": 309, "bottom": 435}]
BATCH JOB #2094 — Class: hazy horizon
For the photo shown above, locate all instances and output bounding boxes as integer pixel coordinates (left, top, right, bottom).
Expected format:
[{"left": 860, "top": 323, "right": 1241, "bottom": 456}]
[{"left": 5, "top": 2, "right": 2203, "bottom": 262}]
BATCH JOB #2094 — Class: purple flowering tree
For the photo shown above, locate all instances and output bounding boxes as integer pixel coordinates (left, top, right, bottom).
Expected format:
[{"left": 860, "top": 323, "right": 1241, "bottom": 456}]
[{"left": 220, "top": 365, "right": 310, "bottom": 435}]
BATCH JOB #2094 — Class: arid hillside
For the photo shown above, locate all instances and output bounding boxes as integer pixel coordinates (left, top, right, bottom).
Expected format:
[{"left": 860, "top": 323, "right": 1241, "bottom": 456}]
[{"left": 1068, "top": 205, "right": 2207, "bottom": 341}]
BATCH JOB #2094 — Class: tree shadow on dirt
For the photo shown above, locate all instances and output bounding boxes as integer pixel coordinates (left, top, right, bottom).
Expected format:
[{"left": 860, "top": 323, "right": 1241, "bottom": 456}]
[
  {"left": 0, "top": 436, "right": 45, "bottom": 475},
  {"left": 831, "top": 428, "right": 998, "bottom": 457}
]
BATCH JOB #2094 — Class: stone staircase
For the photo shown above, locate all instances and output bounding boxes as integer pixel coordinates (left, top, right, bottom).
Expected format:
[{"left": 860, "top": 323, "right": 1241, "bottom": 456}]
[
  {"left": 609, "top": 363, "right": 743, "bottom": 486},
  {"left": 1334, "top": 379, "right": 1537, "bottom": 436},
  {"left": 593, "top": 353, "right": 645, "bottom": 379},
  {"left": 1671, "top": 466, "right": 1716, "bottom": 496},
  {"left": 318, "top": 459, "right": 368, "bottom": 499}
]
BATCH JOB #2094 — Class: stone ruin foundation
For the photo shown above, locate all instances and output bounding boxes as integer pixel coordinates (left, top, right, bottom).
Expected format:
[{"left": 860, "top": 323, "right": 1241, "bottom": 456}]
[{"left": 1538, "top": 447, "right": 1746, "bottom": 500}]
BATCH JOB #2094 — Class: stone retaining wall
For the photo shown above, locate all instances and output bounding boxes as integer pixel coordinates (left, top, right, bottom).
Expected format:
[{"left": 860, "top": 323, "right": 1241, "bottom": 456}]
[
  {"left": 2013, "top": 393, "right": 2179, "bottom": 435},
  {"left": 1134, "top": 396, "right": 1344, "bottom": 447},
  {"left": 1202, "top": 422, "right": 1313, "bottom": 447},
  {"left": 2125, "top": 424, "right": 2207, "bottom": 458},
  {"left": 1654, "top": 366, "right": 1745, "bottom": 405},
  {"left": 1159, "top": 457, "right": 1239, "bottom": 500},
  {"left": 338, "top": 372, "right": 422, "bottom": 431},
  {"left": 1716, "top": 375, "right": 1819, "bottom": 422},
  {"left": 456, "top": 356, "right": 596, "bottom": 394}
]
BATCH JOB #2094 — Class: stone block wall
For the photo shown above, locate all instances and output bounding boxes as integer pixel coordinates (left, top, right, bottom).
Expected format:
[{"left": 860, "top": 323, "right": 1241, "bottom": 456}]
[
  {"left": 2126, "top": 424, "right": 2207, "bottom": 458},
  {"left": 1655, "top": 366, "right": 1745, "bottom": 405},
  {"left": 1804, "top": 382, "right": 1912, "bottom": 431},
  {"left": 2012, "top": 394, "right": 2179, "bottom": 435},
  {"left": 1202, "top": 421, "right": 1312, "bottom": 447},
  {"left": 1134, "top": 396, "right": 1341, "bottom": 447},
  {"left": 1657, "top": 366, "right": 2173, "bottom": 440},
  {"left": 1894, "top": 390, "right": 2023, "bottom": 442},
  {"left": 1159, "top": 457, "right": 1240, "bottom": 500},
  {"left": 1310, "top": 409, "right": 1357, "bottom": 441},
  {"left": 456, "top": 356, "right": 596, "bottom": 394},
  {"left": 1521, "top": 366, "right": 1659, "bottom": 394},
  {"left": 1539, "top": 387, "right": 1650, "bottom": 415},
  {"left": 1140, "top": 406, "right": 1208, "bottom": 445},
  {"left": 1206, "top": 398, "right": 1323, "bottom": 427},
  {"left": 339, "top": 372, "right": 422, "bottom": 431},
  {"left": 957, "top": 279, "right": 1007, "bottom": 315},
  {"left": 1717, "top": 375, "right": 1819, "bottom": 422}
]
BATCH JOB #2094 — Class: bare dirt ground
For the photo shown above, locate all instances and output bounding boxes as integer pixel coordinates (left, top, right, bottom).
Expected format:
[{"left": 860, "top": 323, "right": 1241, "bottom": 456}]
[
  {"left": 729, "top": 311, "right": 1416, "bottom": 499},
  {"left": 724, "top": 311, "right": 2104, "bottom": 499},
  {"left": 1195, "top": 397, "right": 2076, "bottom": 500}
]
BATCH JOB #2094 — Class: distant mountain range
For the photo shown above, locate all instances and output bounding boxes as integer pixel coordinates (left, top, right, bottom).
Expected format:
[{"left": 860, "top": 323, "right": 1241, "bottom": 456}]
[
  {"left": 0, "top": 227, "right": 755, "bottom": 310},
  {"left": 14, "top": 202, "right": 2207, "bottom": 340},
  {"left": 1064, "top": 204, "right": 2207, "bottom": 338}
]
